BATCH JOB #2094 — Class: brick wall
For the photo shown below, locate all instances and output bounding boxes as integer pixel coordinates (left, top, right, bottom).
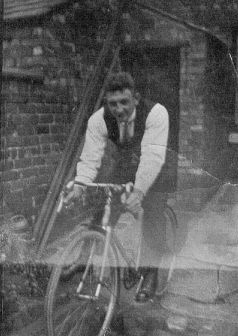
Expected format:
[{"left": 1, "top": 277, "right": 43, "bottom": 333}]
[
  {"left": 1, "top": 3, "right": 236, "bottom": 224},
  {"left": 1, "top": 6, "right": 105, "bottom": 225}
]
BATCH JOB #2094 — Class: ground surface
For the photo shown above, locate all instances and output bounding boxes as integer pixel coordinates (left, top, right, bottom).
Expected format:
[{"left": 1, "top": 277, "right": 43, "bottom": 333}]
[{"left": 2, "top": 201, "right": 238, "bottom": 336}]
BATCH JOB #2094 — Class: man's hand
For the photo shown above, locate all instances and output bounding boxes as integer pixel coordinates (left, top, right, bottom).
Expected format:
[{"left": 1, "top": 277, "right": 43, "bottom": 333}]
[
  {"left": 63, "top": 181, "right": 86, "bottom": 206},
  {"left": 121, "top": 187, "right": 144, "bottom": 215}
]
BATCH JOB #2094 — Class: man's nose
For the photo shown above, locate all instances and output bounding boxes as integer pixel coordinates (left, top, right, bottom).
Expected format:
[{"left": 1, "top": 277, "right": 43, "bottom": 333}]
[{"left": 116, "top": 104, "right": 124, "bottom": 114}]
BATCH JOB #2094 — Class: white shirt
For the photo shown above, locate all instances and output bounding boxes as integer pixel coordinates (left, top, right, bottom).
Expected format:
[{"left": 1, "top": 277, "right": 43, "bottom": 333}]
[{"left": 75, "top": 103, "right": 169, "bottom": 196}]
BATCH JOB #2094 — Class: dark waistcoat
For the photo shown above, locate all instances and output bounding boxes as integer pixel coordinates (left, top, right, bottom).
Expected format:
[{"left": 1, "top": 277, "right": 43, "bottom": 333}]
[{"left": 103, "top": 99, "right": 170, "bottom": 193}]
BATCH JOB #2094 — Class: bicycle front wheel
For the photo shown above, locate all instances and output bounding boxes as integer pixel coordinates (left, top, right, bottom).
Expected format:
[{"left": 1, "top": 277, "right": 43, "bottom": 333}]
[{"left": 45, "top": 230, "right": 119, "bottom": 336}]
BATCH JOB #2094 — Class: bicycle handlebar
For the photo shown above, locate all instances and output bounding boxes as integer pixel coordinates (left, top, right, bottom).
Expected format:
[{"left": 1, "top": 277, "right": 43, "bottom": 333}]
[
  {"left": 74, "top": 181, "right": 133, "bottom": 193},
  {"left": 56, "top": 181, "right": 134, "bottom": 213}
]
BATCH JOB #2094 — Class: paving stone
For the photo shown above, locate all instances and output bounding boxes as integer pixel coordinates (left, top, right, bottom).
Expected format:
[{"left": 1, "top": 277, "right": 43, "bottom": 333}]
[
  {"left": 218, "top": 265, "right": 238, "bottom": 296},
  {"left": 167, "top": 257, "right": 219, "bottom": 302}
]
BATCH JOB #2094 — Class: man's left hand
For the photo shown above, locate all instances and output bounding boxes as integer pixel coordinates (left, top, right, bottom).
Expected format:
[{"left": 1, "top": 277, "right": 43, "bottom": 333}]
[{"left": 121, "top": 188, "right": 144, "bottom": 215}]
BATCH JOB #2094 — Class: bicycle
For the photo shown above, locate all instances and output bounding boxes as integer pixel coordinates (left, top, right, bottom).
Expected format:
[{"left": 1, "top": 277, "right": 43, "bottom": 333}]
[{"left": 45, "top": 182, "right": 178, "bottom": 336}]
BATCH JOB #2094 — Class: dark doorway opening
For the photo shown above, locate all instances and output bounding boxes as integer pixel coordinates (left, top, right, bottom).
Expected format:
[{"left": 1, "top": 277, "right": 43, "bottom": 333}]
[{"left": 120, "top": 46, "right": 180, "bottom": 191}]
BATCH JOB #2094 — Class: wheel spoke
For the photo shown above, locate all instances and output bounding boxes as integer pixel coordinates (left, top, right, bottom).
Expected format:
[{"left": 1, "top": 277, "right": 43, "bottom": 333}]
[
  {"left": 55, "top": 301, "right": 88, "bottom": 335},
  {"left": 46, "top": 231, "right": 119, "bottom": 336}
]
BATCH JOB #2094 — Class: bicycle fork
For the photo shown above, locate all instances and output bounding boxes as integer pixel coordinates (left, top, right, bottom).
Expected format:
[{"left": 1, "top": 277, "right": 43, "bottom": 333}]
[{"left": 76, "top": 192, "right": 112, "bottom": 301}]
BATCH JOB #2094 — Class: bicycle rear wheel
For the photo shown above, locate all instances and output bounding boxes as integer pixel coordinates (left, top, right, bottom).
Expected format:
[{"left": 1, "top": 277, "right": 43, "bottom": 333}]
[
  {"left": 164, "top": 205, "right": 178, "bottom": 254},
  {"left": 45, "top": 230, "right": 120, "bottom": 336}
]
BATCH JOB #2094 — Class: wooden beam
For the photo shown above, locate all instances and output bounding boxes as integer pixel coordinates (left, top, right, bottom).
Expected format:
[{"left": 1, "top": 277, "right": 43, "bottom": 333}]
[
  {"left": 236, "top": 33, "right": 238, "bottom": 125},
  {"left": 37, "top": 46, "right": 121, "bottom": 256},
  {"left": 3, "top": 0, "right": 67, "bottom": 20},
  {"left": 133, "top": 0, "right": 229, "bottom": 47},
  {"left": 34, "top": 4, "right": 124, "bottom": 254}
]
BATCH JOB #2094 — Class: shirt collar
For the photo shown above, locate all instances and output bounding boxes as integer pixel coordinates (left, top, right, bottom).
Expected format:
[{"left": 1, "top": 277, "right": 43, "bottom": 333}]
[{"left": 127, "top": 108, "right": 136, "bottom": 123}]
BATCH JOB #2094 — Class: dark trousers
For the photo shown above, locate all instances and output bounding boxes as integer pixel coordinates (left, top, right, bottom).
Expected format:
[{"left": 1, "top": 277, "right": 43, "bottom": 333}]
[
  {"left": 92, "top": 190, "right": 168, "bottom": 268},
  {"left": 140, "top": 191, "right": 168, "bottom": 268},
  {"left": 95, "top": 145, "right": 169, "bottom": 268}
]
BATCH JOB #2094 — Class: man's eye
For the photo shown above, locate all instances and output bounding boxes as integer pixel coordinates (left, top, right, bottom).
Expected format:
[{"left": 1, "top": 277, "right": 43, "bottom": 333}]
[
  {"left": 109, "top": 102, "right": 117, "bottom": 107},
  {"left": 121, "top": 100, "right": 128, "bottom": 105}
]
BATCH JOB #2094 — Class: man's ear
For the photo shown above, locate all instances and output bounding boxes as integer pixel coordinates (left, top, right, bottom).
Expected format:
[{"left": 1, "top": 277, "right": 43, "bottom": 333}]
[
  {"left": 134, "top": 92, "right": 140, "bottom": 106},
  {"left": 102, "top": 96, "right": 108, "bottom": 107}
]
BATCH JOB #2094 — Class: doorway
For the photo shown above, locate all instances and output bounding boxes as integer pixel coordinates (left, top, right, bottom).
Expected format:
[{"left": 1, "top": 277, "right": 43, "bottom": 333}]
[{"left": 120, "top": 46, "right": 180, "bottom": 191}]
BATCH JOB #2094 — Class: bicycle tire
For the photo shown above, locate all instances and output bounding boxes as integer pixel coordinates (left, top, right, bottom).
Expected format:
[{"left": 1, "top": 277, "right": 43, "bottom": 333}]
[
  {"left": 45, "top": 229, "right": 120, "bottom": 336},
  {"left": 164, "top": 205, "right": 178, "bottom": 254}
]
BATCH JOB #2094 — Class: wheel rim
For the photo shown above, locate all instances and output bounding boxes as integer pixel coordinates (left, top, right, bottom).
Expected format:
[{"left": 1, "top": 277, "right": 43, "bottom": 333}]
[{"left": 46, "top": 231, "right": 119, "bottom": 336}]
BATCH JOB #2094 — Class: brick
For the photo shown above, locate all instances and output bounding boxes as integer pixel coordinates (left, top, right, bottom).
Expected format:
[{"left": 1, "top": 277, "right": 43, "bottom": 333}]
[
  {"left": 4, "top": 93, "right": 29, "bottom": 104},
  {"left": 5, "top": 103, "right": 19, "bottom": 114},
  {"left": 1, "top": 150, "right": 6, "bottom": 160},
  {"left": 9, "top": 179, "right": 28, "bottom": 191},
  {"left": 39, "top": 134, "right": 53, "bottom": 144},
  {"left": 6, "top": 135, "right": 22, "bottom": 147},
  {"left": 35, "top": 174, "right": 51, "bottom": 185},
  {"left": 20, "top": 198, "right": 35, "bottom": 212},
  {"left": 4, "top": 190, "right": 24, "bottom": 213},
  {"left": 41, "top": 144, "right": 51, "bottom": 154},
  {"left": 24, "top": 114, "right": 39, "bottom": 126},
  {"left": 6, "top": 148, "right": 18, "bottom": 160},
  {"left": 17, "top": 125, "right": 35, "bottom": 136},
  {"left": 23, "top": 184, "right": 38, "bottom": 197},
  {"left": 10, "top": 114, "right": 22, "bottom": 125},
  {"left": 30, "top": 146, "right": 41, "bottom": 156},
  {"left": 52, "top": 134, "right": 66, "bottom": 144},
  {"left": 20, "top": 167, "right": 38, "bottom": 178},
  {"left": 36, "top": 125, "right": 50, "bottom": 134},
  {"left": 18, "top": 148, "right": 26, "bottom": 159},
  {"left": 45, "top": 153, "right": 61, "bottom": 164},
  {"left": 0, "top": 160, "right": 14, "bottom": 171},
  {"left": 22, "top": 136, "right": 39, "bottom": 146},
  {"left": 50, "top": 125, "right": 66, "bottom": 134},
  {"left": 39, "top": 114, "right": 53, "bottom": 124},
  {"left": 0, "top": 170, "right": 20, "bottom": 181},
  {"left": 37, "top": 184, "right": 49, "bottom": 194},
  {"left": 34, "top": 194, "right": 47, "bottom": 206},
  {"left": 21, "top": 55, "right": 48, "bottom": 68},
  {"left": 50, "top": 104, "right": 64, "bottom": 114},
  {"left": 54, "top": 114, "right": 69, "bottom": 123},
  {"left": 19, "top": 103, "right": 41, "bottom": 114},
  {"left": 51, "top": 143, "right": 60, "bottom": 152},
  {"left": 31, "top": 156, "right": 46, "bottom": 166},
  {"left": 14, "top": 158, "right": 32, "bottom": 169},
  {"left": 38, "top": 166, "right": 53, "bottom": 176},
  {"left": 1, "top": 137, "right": 6, "bottom": 149}
]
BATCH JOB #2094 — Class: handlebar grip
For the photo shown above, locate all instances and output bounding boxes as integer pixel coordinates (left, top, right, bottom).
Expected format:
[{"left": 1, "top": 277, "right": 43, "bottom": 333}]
[{"left": 125, "top": 182, "right": 134, "bottom": 194}]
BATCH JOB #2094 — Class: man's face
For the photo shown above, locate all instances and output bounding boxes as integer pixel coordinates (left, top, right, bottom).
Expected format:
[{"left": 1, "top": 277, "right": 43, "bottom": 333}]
[{"left": 105, "top": 89, "right": 139, "bottom": 122}]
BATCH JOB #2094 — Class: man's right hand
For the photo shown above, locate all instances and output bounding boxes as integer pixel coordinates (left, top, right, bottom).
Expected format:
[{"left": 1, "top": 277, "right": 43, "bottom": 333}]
[{"left": 63, "top": 181, "right": 86, "bottom": 206}]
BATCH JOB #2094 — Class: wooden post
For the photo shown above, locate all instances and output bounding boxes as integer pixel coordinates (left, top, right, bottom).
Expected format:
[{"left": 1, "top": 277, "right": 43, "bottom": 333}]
[
  {"left": 34, "top": 5, "right": 124, "bottom": 253},
  {"left": 235, "top": 33, "right": 238, "bottom": 125}
]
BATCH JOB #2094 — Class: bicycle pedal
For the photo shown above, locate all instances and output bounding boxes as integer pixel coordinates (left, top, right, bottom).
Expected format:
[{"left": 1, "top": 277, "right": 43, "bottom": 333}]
[{"left": 61, "top": 263, "right": 86, "bottom": 281}]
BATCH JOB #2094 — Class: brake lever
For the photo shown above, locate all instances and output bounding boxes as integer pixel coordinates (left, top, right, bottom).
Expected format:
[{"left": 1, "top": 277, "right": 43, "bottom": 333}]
[
  {"left": 125, "top": 182, "right": 134, "bottom": 195},
  {"left": 56, "top": 191, "right": 65, "bottom": 213}
]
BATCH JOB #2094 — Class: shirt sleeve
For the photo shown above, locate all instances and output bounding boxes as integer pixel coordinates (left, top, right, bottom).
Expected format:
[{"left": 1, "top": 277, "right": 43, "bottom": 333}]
[
  {"left": 134, "top": 104, "right": 169, "bottom": 195},
  {"left": 75, "top": 109, "right": 107, "bottom": 184}
]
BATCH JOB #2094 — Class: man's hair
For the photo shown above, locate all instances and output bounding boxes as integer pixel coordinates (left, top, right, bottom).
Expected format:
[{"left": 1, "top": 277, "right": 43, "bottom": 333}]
[{"left": 105, "top": 72, "right": 135, "bottom": 93}]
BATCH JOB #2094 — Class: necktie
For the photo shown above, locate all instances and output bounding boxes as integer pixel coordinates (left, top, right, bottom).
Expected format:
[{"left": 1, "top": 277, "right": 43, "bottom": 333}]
[
  {"left": 119, "top": 122, "right": 127, "bottom": 144},
  {"left": 119, "top": 120, "right": 134, "bottom": 143}
]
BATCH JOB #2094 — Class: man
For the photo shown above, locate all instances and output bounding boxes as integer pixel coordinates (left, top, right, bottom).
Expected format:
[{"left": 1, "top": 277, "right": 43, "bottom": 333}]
[{"left": 65, "top": 72, "right": 169, "bottom": 302}]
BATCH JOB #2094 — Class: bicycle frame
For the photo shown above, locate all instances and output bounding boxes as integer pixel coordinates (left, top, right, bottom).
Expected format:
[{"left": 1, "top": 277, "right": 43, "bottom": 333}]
[{"left": 72, "top": 181, "right": 141, "bottom": 301}]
